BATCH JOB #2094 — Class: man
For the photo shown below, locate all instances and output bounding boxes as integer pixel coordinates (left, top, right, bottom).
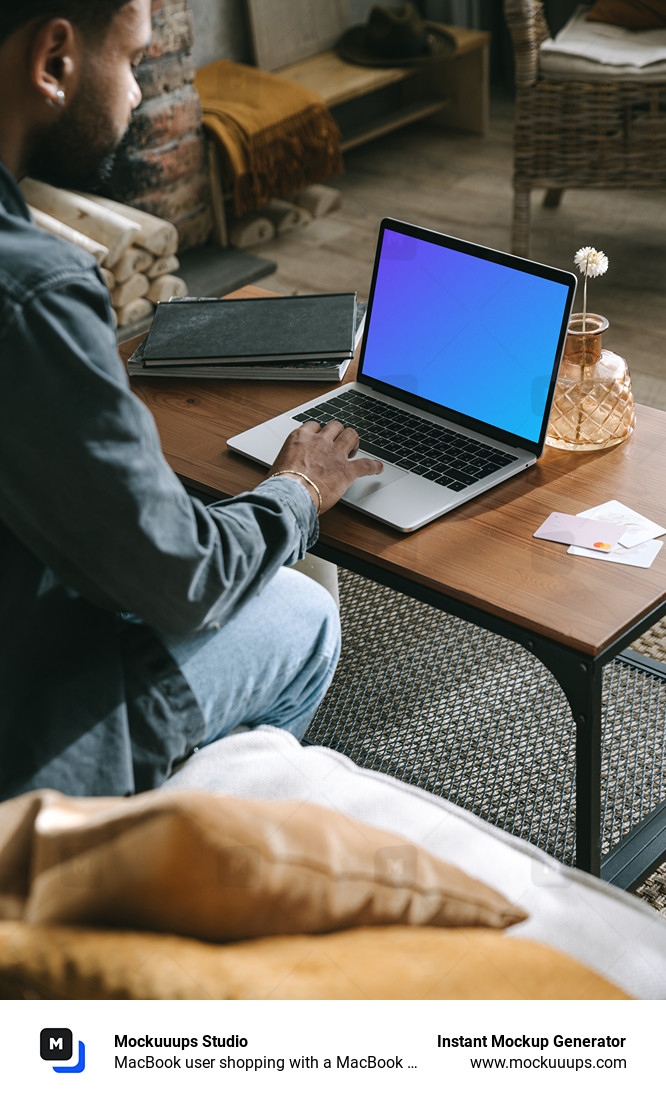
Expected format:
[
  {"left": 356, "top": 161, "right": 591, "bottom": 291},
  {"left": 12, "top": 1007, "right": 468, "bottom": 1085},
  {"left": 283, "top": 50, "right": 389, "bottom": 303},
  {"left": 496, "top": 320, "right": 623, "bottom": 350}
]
[{"left": 0, "top": 0, "right": 382, "bottom": 800}]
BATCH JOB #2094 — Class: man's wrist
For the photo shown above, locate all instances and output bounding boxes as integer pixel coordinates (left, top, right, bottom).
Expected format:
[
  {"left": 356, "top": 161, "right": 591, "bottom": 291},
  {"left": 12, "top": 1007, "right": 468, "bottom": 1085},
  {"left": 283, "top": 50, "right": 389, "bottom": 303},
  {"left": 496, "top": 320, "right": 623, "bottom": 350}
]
[{"left": 266, "top": 470, "right": 322, "bottom": 515}]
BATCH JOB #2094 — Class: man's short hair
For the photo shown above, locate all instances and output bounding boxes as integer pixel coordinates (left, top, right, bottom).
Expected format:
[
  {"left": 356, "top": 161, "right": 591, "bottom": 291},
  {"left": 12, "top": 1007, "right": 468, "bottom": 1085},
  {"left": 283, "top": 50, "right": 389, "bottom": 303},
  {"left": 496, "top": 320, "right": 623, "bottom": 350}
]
[{"left": 0, "top": 1, "right": 133, "bottom": 47}]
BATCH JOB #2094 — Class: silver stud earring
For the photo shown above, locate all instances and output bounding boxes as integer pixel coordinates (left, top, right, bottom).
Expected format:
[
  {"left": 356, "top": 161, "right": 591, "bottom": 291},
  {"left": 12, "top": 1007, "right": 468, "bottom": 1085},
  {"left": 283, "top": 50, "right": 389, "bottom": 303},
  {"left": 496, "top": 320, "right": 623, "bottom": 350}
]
[{"left": 46, "top": 88, "right": 66, "bottom": 108}]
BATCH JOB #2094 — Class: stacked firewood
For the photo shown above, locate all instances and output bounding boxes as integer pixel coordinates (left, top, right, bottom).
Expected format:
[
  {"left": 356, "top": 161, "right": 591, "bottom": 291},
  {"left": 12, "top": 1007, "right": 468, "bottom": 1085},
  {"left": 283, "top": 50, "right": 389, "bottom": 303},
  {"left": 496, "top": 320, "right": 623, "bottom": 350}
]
[{"left": 20, "top": 179, "right": 188, "bottom": 327}]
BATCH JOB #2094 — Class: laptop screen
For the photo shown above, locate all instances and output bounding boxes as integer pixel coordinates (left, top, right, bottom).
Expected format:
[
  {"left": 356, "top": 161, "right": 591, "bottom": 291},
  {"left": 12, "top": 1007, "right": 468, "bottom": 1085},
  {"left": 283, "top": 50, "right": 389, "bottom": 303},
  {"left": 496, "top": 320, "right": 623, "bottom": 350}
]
[{"left": 358, "top": 222, "right": 575, "bottom": 447}]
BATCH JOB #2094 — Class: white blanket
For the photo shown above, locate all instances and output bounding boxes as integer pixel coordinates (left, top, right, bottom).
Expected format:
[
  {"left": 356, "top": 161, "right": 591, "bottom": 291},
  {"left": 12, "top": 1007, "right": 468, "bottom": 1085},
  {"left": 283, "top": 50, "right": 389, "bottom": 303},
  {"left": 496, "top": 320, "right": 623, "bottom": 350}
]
[
  {"left": 540, "top": 4, "right": 666, "bottom": 81},
  {"left": 167, "top": 725, "right": 666, "bottom": 999}
]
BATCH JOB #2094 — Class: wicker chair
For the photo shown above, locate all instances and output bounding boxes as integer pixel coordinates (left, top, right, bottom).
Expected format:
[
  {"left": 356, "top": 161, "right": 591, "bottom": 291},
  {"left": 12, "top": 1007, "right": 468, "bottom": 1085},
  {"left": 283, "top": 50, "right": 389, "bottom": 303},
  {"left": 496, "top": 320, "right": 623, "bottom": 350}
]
[{"left": 505, "top": 0, "right": 666, "bottom": 256}]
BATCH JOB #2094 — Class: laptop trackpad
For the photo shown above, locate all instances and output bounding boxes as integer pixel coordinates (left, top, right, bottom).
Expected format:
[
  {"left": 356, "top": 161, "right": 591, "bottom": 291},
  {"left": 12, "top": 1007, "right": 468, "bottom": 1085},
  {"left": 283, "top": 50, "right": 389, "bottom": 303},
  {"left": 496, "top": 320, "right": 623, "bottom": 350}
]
[{"left": 343, "top": 459, "right": 407, "bottom": 503}]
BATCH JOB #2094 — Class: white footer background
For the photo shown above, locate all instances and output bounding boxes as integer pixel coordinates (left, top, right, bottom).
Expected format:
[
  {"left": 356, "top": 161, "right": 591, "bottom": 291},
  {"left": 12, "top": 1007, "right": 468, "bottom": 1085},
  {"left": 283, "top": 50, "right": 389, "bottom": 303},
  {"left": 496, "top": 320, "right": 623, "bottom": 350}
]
[{"left": 1, "top": 999, "right": 658, "bottom": 1098}]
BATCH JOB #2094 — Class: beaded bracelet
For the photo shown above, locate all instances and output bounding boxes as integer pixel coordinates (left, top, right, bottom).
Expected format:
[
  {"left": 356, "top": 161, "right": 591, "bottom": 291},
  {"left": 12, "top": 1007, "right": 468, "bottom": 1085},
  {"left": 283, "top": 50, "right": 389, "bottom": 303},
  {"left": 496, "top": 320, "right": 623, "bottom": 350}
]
[{"left": 267, "top": 470, "right": 322, "bottom": 515}]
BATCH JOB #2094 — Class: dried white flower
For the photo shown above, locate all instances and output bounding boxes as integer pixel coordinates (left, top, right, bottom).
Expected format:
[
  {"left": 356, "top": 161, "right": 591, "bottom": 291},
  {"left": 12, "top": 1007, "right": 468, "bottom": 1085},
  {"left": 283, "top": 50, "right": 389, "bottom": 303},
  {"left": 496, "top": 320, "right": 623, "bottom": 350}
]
[
  {"left": 574, "top": 246, "right": 609, "bottom": 278},
  {"left": 574, "top": 246, "right": 609, "bottom": 330}
]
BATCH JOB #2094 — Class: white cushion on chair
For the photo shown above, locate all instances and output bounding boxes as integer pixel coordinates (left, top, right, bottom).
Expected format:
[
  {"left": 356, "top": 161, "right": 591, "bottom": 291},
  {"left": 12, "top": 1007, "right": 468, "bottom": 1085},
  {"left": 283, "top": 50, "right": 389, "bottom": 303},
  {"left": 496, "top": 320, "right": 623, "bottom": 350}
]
[
  {"left": 166, "top": 725, "right": 666, "bottom": 1000},
  {"left": 540, "top": 4, "right": 666, "bottom": 81}
]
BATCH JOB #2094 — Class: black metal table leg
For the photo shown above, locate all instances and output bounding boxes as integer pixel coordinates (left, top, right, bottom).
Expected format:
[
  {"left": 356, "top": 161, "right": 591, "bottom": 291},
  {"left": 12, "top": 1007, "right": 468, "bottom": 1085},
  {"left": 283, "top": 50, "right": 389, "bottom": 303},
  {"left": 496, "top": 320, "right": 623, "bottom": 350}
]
[
  {"left": 599, "top": 648, "right": 666, "bottom": 890},
  {"left": 309, "top": 545, "right": 666, "bottom": 885},
  {"left": 528, "top": 641, "right": 604, "bottom": 875},
  {"left": 570, "top": 662, "right": 603, "bottom": 876}
]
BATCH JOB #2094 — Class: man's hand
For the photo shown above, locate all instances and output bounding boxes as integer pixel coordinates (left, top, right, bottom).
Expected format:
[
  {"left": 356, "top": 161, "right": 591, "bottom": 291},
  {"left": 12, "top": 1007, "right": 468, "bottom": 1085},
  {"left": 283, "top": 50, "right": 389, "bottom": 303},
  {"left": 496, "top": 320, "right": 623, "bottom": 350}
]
[{"left": 266, "top": 420, "right": 383, "bottom": 514}]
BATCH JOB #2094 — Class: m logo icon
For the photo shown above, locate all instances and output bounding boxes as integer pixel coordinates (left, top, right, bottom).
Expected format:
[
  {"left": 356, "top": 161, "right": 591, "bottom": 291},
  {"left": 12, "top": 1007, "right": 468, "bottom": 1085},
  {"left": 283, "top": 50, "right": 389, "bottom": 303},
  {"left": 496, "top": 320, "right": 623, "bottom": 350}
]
[
  {"left": 40, "top": 1029, "right": 86, "bottom": 1073},
  {"left": 40, "top": 1029, "right": 72, "bottom": 1061}
]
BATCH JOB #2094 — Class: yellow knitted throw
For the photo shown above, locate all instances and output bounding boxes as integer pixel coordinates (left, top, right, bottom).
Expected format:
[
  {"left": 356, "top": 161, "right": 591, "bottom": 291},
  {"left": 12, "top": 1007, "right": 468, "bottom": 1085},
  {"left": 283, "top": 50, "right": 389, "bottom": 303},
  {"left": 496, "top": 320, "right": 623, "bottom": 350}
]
[{"left": 195, "top": 60, "right": 343, "bottom": 216}]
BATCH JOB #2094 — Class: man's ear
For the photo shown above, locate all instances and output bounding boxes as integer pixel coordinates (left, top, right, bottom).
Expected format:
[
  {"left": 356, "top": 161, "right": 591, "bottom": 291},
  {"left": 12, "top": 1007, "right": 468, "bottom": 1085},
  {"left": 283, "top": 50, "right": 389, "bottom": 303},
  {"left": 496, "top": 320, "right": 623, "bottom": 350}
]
[{"left": 29, "top": 18, "right": 80, "bottom": 108}]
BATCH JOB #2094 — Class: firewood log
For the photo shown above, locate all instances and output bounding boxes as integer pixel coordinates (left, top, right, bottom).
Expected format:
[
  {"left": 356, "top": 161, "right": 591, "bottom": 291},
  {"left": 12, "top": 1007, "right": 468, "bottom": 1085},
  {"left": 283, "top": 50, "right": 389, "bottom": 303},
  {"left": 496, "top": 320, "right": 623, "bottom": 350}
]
[
  {"left": 146, "top": 254, "right": 179, "bottom": 279},
  {"left": 228, "top": 213, "right": 274, "bottom": 250},
  {"left": 80, "top": 193, "right": 178, "bottom": 256},
  {"left": 146, "top": 275, "right": 188, "bottom": 303},
  {"left": 20, "top": 178, "right": 140, "bottom": 267},
  {"left": 262, "top": 198, "right": 312, "bottom": 234},
  {"left": 112, "top": 246, "right": 152, "bottom": 283},
  {"left": 115, "top": 298, "right": 154, "bottom": 328},
  {"left": 291, "top": 183, "right": 342, "bottom": 218},
  {"left": 111, "top": 272, "right": 150, "bottom": 309},
  {"left": 28, "top": 205, "right": 109, "bottom": 265}
]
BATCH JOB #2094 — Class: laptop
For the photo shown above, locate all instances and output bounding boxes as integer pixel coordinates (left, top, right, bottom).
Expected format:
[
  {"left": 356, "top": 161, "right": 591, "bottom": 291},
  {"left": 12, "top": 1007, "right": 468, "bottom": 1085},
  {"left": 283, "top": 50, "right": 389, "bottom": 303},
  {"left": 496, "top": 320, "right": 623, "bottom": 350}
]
[{"left": 227, "top": 218, "right": 577, "bottom": 532}]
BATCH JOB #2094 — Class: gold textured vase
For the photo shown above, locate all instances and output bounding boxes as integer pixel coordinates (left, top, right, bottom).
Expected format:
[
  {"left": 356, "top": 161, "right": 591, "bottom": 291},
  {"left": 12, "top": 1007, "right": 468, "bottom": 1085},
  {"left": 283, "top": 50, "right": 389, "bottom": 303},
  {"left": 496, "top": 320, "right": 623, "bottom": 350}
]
[{"left": 546, "top": 313, "right": 635, "bottom": 451}]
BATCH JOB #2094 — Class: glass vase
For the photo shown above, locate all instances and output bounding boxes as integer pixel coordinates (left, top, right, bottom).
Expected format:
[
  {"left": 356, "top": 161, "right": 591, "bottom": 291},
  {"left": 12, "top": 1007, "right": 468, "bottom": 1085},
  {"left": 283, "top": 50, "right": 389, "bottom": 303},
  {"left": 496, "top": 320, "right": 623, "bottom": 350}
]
[{"left": 546, "top": 313, "right": 635, "bottom": 451}]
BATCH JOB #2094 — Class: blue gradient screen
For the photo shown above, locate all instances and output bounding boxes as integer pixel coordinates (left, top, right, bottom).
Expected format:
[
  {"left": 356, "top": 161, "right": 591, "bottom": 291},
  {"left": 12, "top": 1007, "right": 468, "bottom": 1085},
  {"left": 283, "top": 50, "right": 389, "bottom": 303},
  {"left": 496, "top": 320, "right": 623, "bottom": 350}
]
[{"left": 360, "top": 229, "right": 571, "bottom": 443}]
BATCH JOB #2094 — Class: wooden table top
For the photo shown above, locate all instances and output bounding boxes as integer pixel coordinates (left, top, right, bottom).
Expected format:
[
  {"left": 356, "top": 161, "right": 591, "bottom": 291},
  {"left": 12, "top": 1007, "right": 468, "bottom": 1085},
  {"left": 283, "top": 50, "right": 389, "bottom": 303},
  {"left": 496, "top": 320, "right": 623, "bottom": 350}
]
[{"left": 125, "top": 291, "right": 666, "bottom": 659}]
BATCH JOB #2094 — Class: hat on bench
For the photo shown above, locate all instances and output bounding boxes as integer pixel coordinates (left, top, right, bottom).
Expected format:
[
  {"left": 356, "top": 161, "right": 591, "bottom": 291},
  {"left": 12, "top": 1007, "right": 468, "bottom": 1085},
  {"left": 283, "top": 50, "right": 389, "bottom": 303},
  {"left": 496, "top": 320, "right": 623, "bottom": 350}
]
[{"left": 336, "top": 3, "right": 456, "bottom": 67}]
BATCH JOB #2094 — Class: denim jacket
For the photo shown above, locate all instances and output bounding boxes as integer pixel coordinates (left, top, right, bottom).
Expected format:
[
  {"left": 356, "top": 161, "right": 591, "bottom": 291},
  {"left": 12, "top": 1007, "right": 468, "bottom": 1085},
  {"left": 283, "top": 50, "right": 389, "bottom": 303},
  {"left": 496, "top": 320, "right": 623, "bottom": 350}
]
[{"left": 0, "top": 159, "right": 317, "bottom": 800}]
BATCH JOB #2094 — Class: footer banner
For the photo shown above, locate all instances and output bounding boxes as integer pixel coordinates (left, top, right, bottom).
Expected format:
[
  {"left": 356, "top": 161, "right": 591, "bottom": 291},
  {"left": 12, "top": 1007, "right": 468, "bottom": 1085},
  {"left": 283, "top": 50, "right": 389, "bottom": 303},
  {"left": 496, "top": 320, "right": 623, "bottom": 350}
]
[{"left": 2, "top": 998, "right": 659, "bottom": 1098}]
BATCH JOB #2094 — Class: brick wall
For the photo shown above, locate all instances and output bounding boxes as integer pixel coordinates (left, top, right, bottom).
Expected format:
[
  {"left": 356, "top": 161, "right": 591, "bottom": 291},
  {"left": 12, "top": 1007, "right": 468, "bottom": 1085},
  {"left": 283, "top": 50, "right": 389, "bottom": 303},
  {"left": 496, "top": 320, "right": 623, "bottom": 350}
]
[{"left": 103, "top": 0, "right": 212, "bottom": 251}]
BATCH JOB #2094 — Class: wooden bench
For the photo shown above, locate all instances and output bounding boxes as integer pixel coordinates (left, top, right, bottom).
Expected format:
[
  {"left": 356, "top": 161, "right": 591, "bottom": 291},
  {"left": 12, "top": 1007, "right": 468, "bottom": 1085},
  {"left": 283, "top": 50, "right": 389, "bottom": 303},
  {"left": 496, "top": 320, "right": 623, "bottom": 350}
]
[{"left": 276, "top": 25, "right": 490, "bottom": 150}]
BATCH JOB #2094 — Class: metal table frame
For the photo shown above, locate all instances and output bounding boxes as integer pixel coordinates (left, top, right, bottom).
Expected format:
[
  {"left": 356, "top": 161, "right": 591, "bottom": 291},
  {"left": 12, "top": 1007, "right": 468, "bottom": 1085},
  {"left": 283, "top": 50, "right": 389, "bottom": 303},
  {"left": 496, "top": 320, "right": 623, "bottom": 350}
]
[{"left": 313, "top": 541, "right": 666, "bottom": 890}]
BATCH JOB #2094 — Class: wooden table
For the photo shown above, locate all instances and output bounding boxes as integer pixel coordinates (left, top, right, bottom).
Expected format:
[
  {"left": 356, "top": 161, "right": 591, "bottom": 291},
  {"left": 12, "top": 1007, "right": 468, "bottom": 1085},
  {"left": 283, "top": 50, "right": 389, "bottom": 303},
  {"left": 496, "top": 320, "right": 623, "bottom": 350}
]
[{"left": 124, "top": 292, "right": 666, "bottom": 886}]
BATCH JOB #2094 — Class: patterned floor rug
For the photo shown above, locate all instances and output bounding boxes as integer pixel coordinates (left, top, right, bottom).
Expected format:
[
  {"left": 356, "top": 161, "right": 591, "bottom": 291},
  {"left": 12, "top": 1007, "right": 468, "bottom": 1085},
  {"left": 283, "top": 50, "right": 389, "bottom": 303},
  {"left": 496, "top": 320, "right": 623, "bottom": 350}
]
[{"left": 307, "top": 569, "right": 666, "bottom": 917}]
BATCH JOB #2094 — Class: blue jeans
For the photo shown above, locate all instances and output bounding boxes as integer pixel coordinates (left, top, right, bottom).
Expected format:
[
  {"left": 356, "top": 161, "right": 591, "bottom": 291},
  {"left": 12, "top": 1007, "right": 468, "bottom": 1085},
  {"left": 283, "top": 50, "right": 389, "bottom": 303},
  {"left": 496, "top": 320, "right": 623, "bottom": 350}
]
[{"left": 157, "top": 566, "right": 341, "bottom": 746}]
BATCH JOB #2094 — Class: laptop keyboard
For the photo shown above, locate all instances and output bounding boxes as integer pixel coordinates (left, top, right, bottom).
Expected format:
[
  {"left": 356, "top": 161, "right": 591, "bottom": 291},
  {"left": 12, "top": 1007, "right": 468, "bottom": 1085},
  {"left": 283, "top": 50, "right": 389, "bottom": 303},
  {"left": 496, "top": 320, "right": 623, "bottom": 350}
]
[{"left": 293, "top": 390, "right": 516, "bottom": 492}]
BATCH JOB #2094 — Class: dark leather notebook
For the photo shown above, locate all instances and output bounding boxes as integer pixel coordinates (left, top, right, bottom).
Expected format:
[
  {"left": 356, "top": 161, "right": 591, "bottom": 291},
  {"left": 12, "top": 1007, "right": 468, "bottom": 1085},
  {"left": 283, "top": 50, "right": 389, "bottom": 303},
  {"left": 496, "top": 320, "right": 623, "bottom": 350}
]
[{"left": 141, "top": 292, "right": 357, "bottom": 366}]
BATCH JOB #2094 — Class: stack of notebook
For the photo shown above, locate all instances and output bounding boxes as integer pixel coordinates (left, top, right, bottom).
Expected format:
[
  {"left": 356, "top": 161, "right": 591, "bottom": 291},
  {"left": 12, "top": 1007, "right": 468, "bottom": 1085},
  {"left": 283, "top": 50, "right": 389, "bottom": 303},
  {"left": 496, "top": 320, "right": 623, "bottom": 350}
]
[{"left": 127, "top": 292, "right": 365, "bottom": 381}]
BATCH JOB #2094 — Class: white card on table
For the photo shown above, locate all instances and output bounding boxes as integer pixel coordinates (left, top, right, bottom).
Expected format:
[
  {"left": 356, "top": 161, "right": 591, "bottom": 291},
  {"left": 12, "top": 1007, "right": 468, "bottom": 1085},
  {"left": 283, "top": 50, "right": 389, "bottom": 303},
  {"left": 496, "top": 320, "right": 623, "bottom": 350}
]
[
  {"left": 576, "top": 499, "right": 666, "bottom": 549},
  {"left": 567, "top": 539, "right": 663, "bottom": 568},
  {"left": 533, "top": 512, "right": 625, "bottom": 551}
]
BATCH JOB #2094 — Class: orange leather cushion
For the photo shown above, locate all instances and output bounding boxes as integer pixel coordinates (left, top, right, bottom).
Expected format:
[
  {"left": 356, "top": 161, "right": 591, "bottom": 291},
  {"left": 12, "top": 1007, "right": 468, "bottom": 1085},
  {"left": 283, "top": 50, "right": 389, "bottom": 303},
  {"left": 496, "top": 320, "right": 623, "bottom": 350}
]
[
  {"left": 0, "top": 922, "right": 631, "bottom": 1000},
  {"left": 0, "top": 788, "right": 526, "bottom": 940}
]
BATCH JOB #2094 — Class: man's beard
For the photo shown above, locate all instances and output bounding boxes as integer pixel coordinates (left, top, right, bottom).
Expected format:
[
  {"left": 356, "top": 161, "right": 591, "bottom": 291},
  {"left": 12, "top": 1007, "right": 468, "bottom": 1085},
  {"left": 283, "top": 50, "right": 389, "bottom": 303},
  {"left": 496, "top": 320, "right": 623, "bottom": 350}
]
[
  {"left": 27, "top": 144, "right": 118, "bottom": 192},
  {"left": 25, "top": 79, "right": 125, "bottom": 193}
]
